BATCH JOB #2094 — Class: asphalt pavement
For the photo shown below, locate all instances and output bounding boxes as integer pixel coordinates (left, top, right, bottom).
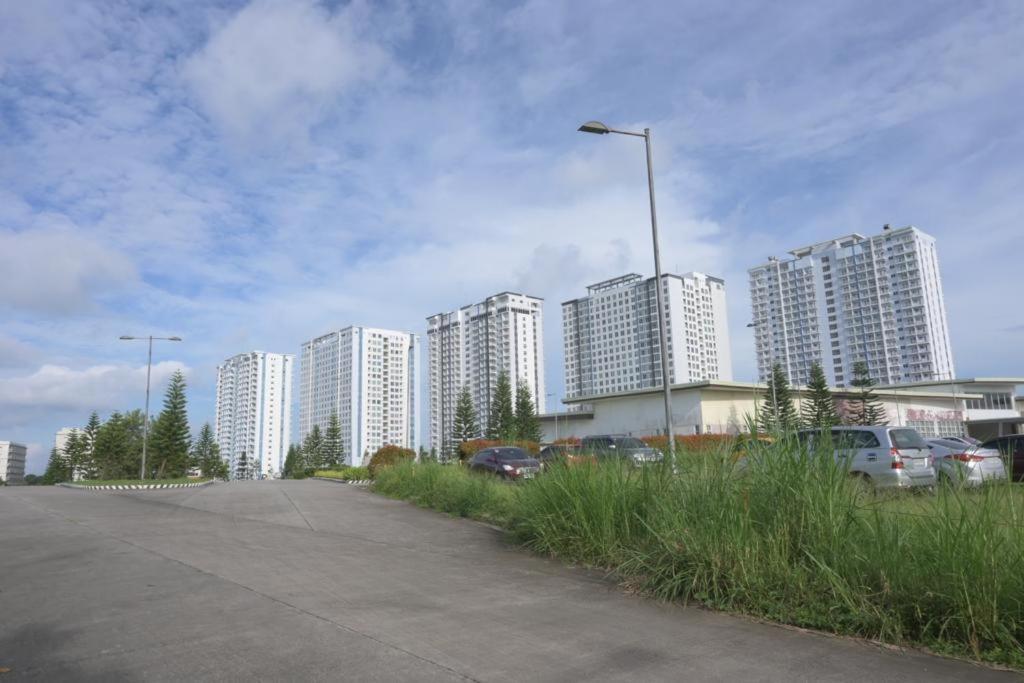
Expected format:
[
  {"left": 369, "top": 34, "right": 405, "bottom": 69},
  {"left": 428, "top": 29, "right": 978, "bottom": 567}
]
[{"left": 0, "top": 481, "right": 1018, "bottom": 681}]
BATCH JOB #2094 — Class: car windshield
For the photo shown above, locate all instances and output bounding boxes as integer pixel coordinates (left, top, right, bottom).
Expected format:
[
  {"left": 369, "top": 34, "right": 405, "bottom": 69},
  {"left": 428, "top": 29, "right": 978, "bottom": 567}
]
[
  {"left": 614, "top": 438, "right": 646, "bottom": 449},
  {"left": 496, "top": 448, "right": 529, "bottom": 461},
  {"left": 890, "top": 429, "right": 927, "bottom": 450}
]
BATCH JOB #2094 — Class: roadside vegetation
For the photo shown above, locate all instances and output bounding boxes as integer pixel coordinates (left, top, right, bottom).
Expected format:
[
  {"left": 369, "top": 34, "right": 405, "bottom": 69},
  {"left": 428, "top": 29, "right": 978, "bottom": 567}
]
[
  {"left": 373, "top": 436, "right": 1024, "bottom": 668},
  {"left": 313, "top": 467, "right": 371, "bottom": 481},
  {"left": 74, "top": 477, "right": 211, "bottom": 486}
]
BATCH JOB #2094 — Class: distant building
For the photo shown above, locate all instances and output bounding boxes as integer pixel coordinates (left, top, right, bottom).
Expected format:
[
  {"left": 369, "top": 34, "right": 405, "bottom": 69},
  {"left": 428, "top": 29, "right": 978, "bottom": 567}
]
[
  {"left": 562, "top": 273, "right": 732, "bottom": 401},
  {"left": 0, "top": 441, "right": 27, "bottom": 485},
  {"left": 215, "top": 351, "right": 294, "bottom": 479},
  {"left": 427, "top": 292, "right": 545, "bottom": 454},
  {"left": 748, "top": 225, "right": 955, "bottom": 387},
  {"left": 299, "top": 326, "right": 419, "bottom": 466}
]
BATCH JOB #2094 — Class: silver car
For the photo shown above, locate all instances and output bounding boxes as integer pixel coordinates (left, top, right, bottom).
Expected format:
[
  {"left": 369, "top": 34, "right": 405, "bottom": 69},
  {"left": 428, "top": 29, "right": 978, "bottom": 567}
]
[
  {"left": 800, "top": 426, "right": 937, "bottom": 490},
  {"left": 926, "top": 438, "right": 1007, "bottom": 486}
]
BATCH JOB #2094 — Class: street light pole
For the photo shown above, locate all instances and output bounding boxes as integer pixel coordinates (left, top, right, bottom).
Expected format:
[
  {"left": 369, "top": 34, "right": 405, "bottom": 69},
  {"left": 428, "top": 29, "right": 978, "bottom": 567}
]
[
  {"left": 120, "top": 334, "right": 182, "bottom": 479},
  {"left": 578, "top": 121, "right": 675, "bottom": 460},
  {"left": 546, "top": 393, "right": 558, "bottom": 442}
]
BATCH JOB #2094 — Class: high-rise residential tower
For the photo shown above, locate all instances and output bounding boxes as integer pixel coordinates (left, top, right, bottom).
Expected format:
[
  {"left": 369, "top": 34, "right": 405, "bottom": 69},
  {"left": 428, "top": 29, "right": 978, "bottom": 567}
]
[
  {"left": 562, "top": 272, "right": 732, "bottom": 400},
  {"left": 748, "top": 225, "right": 955, "bottom": 387},
  {"left": 0, "top": 441, "right": 27, "bottom": 485},
  {"left": 215, "top": 351, "right": 294, "bottom": 479},
  {"left": 427, "top": 292, "right": 545, "bottom": 453},
  {"left": 299, "top": 326, "right": 419, "bottom": 466}
]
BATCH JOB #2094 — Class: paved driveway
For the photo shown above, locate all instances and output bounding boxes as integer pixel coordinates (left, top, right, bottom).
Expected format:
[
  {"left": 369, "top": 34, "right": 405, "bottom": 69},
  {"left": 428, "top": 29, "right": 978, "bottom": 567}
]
[{"left": 0, "top": 482, "right": 1017, "bottom": 681}]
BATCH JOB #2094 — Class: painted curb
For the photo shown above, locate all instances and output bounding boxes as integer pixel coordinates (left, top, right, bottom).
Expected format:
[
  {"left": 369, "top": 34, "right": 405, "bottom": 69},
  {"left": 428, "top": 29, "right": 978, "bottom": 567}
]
[
  {"left": 59, "top": 480, "right": 217, "bottom": 491},
  {"left": 312, "top": 477, "right": 371, "bottom": 486}
]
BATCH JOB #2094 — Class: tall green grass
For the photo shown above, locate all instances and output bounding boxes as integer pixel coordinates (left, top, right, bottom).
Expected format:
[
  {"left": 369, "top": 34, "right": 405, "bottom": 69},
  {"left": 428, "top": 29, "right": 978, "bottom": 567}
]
[{"left": 372, "top": 442, "right": 1024, "bottom": 667}]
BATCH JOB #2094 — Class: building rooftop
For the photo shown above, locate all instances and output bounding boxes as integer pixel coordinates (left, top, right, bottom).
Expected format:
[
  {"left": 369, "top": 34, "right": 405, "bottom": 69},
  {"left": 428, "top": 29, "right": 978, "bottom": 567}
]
[
  {"left": 750, "top": 225, "right": 923, "bottom": 270},
  {"left": 562, "top": 379, "right": 983, "bottom": 404}
]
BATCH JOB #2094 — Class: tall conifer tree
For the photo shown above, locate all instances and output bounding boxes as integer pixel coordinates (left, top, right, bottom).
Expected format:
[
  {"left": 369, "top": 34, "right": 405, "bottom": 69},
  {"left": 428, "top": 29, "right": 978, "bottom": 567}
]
[
  {"left": 801, "top": 362, "right": 838, "bottom": 429},
  {"left": 149, "top": 371, "right": 192, "bottom": 478},
  {"left": 452, "top": 385, "right": 479, "bottom": 447},
  {"left": 758, "top": 362, "right": 799, "bottom": 432},
  {"left": 486, "top": 371, "right": 516, "bottom": 442},
  {"left": 514, "top": 380, "right": 542, "bottom": 443}
]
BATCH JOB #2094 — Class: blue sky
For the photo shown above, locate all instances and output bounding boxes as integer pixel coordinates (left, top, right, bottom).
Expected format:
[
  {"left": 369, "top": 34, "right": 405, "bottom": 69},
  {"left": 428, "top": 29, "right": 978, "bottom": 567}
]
[{"left": 2, "top": 0, "right": 1022, "bottom": 474}]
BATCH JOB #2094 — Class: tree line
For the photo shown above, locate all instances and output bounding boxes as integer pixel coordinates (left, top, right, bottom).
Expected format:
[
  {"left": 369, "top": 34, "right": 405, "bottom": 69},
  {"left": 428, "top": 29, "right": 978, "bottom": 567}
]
[
  {"left": 758, "top": 360, "right": 887, "bottom": 432},
  {"left": 448, "top": 370, "right": 541, "bottom": 457},
  {"left": 42, "top": 370, "right": 228, "bottom": 484}
]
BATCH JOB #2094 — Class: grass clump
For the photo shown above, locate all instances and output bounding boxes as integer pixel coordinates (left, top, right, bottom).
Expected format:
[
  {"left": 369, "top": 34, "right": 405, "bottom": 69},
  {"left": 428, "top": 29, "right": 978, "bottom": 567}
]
[
  {"left": 314, "top": 467, "right": 371, "bottom": 481},
  {"left": 372, "top": 438, "right": 1024, "bottom": 667},
  {"left": 374, "top": 461, "right": 516, "bottom": 524}
]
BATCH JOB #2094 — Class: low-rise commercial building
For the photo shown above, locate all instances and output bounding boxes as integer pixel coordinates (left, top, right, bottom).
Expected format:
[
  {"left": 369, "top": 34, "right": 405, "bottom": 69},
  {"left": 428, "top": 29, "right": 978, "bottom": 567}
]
[
  {"left": 537, "top": 379, "right": 1021, "bottom": 443},
  {"left": 0, "top": 441, "right": 27, "bottom": 485}
]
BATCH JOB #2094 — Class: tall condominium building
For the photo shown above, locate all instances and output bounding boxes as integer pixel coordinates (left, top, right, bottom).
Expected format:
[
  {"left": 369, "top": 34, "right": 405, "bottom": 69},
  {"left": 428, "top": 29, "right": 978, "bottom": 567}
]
[
  {"left": 562, "top": 273, "right": 733, "bottom": 400},
  {"left": 0, "top": 441, "right": 27, "bottom": 485},
  {"left": 748, "top": 225, "right": 955, "bottom": 387},
  {"left": 215, "top": 351, "right": 294, "bottom": 479},
  {"left": 299, "top": 326, "right": 419, "bottom": 466},
  {"left": 427, "top": 292, "right": 545, "bottom": 452}
]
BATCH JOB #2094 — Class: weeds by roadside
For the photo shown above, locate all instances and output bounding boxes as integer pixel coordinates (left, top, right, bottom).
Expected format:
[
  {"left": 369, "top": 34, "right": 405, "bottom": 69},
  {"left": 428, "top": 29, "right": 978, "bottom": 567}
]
[{"left": 372, "top": 440, "right": 1024, "bottom": 668}]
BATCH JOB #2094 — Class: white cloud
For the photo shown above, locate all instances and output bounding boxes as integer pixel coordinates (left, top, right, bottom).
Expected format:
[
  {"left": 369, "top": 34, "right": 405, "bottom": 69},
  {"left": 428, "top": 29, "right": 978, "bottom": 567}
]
[
  {"left": 0, "top": 228, "right": 139, "bottom": 315},
  {"left": 0, "top": 361, "right": 188, "bottom": 413},
  {"left": 182, "top": 0, "right": 393, "bottom": 148}
]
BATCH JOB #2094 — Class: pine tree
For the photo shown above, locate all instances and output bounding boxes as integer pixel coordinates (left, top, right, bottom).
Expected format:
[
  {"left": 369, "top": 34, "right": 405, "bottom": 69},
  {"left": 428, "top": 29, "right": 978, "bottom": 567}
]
[
  {"left": 486, "top": 371, "right": 516, "bottom": 442},
  {"left": 63, "top": 431, "right": 90, "bottom": 481},
  {"left": 42, "top": 446, "right": 68, "bottom": 484},
  {"left": 758, "top": 362, "right": 799, "bottom": 432},
  {"left": 323, "top": 413, "right": 344, "bottom": 467},
  {"left": 302, "top": 425, "right": 324, "bottom": 470},
  {"left": 801, "top": 362, "right": 838, "bottom": 430},
  {"left": 452, "top": 385, "right": 479, "bottom": 446},
  {"left": 849, "top": 361, "right": 887, "bottom": 426},
  {"left": 149, "top": 371, "right": 192, "bottom": 478},
  {"left": 514, "top": 380, "right": 542, "bottom": 443},
  {"left": 80, "top": 411, "right": 102, "bottom": 478},
  {"left": 93, "top": 411, "right": 146, "bottom": 480},
  {"left": 191, "top": 423, "right": 224, "bottom": 477},
  {"left": 283, "top": 444, "right": 303, "bottom": 477}
]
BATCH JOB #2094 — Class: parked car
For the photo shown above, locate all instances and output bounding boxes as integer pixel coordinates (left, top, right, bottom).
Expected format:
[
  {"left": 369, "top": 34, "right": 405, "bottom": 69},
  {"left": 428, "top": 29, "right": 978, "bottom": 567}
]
[
  {"left": 468, "top": 447, "right": 541, "bottom": 480},
  {"left": 798, "top": 426, "right": 936, "bottom": 490},
  {"left": 926, "top": 438, "right": 1007, "bottom": 486},
  {"left": 537, "top": 444, "right": 589, "bottom": 470},
  {"left": 979, "top": 435, "right": 1024, "bottom": 481},
  {"left": 580, "top": 435, "right": 663, "bottom": 465},
  {"left": 941, "top": 435, "right": 983, "bottom": 448}
]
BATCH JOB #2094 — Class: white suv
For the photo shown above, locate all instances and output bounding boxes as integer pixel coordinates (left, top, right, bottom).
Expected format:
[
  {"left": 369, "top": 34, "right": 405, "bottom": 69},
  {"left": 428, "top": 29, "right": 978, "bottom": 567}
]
[{"left": 799, "top": 426, "right": 936, "bottom": 490}]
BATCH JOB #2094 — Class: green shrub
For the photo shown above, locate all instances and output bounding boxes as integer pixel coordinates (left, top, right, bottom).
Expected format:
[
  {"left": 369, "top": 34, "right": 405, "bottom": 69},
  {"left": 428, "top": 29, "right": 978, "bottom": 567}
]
[
  {"left": 291, "top": 471, "right": 307, "bottom": 480},
  {"left": 367, "top": 445, "right": 416, "bottom": 478}
]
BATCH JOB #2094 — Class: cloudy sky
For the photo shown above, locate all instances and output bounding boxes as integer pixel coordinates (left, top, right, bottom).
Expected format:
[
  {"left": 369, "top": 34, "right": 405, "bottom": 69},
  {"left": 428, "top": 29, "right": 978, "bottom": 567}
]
[{"left": 2, "top": 0, "right": 1022, "bottom": 473}]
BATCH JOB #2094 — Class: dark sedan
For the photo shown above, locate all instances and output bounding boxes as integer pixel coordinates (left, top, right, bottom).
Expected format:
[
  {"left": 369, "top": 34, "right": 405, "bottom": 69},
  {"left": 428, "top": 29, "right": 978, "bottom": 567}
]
[{"left": 469, "top": 447, "right": 541, "bottom": 480}]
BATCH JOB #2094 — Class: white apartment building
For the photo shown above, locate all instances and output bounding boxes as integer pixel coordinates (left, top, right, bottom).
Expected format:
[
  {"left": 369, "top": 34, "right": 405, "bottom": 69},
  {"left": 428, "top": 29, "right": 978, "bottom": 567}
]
[
  {"left": 562, "top": 273, "right": 733, "bottom": 400},
  {"left": 748, "top": 225, "right": 955, "bottom": 388},
  {"left": 215, "top": 351, "right": 294, "bottom": 479},
  {"left": 0, "top": 441, "right": 27, "bottom": 485},
  {"left": 427, "top": 292, "right": 546, "bottom": 453},
  {"left": 299, "top": 326, "right": 419, "bottom": 466}
]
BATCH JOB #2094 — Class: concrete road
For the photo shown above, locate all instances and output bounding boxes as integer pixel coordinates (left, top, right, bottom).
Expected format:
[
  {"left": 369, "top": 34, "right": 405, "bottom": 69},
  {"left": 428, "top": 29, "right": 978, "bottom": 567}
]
[{"left": 0, "top": 482, "right": 1017, "bottom": 682}]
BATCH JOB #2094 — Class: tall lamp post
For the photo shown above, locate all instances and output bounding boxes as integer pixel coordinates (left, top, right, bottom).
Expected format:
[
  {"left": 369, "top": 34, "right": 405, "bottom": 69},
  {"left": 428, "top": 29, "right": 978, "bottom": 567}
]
[
  {"left": 119, "top": 335, "right": 183, "bottom": 479},
  {"left": 579, "top": 121, "right": 674, "bottom": 458}
]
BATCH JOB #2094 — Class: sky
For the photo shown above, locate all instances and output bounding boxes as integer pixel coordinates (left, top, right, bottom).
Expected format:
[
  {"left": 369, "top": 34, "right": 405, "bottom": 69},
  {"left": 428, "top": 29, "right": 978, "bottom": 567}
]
[{"left": 2, "top": 0, "right": 1022, "bottom": 474}]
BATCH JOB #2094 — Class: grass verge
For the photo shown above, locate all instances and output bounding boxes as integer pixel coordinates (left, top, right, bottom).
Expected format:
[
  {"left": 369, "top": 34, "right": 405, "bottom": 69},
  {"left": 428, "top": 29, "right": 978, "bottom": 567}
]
[
  {"left": 313, "top": 467, "right": 371, "bottom": 481},
  {"left": 372, "top": 445, "right": 1024, "bottom": 668},
  {"left": 75, "top": 477, "right": 211, "bottom": 486}
]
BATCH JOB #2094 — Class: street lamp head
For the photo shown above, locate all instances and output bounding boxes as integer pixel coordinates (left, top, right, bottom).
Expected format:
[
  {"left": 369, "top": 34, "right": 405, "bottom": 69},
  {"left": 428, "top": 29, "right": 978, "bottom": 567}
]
[
  {"left": 746, "top": 322, "right": 760, "bottom": 328},
  {"left": 578, "top": 120, "right": 610, "bottom": 135},
  {"left": 119, "top": 335, "right": 135, "bottom": 340},
  {"left": 168, "top": 336, "right": 183, "bottom": 342}
]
